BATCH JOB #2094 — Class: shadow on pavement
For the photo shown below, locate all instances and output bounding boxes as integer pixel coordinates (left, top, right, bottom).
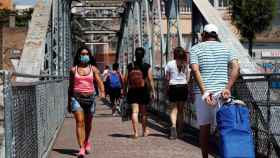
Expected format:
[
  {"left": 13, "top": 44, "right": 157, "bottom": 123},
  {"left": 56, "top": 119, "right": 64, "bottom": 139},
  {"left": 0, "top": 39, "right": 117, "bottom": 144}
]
[
  {"left": 148, "top": 133, "right": 168, "bottom": 138},
  {"left": 52, "top": 148, "right": 78, "bottom": 156},
  {"left": 147, "top": 119, "right": 169, "bottom": 134},
  {"left": 148, "top": 113, "right": 218, "bottom": 157},
  {"left": 109, "top": 133, "right": 132, "bottom": 138},
  {"left": 94, "top": 113, "right": 114, "bottom": 118}
]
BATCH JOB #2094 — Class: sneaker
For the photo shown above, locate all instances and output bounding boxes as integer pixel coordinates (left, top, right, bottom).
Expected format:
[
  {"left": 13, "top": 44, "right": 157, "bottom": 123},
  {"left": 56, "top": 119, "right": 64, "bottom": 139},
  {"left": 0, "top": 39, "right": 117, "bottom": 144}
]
[
  {"left": 169, "top": 127, "right": 177, "bottom": 139},
  {"left": 116, "top": 106, "right": 121, "bottom": 113},
  {"left": 85, "top": 141, "right": 91, "bottom": 154},
  {"left": 78, "top": 147, "right": 85, "bottom": 157}
]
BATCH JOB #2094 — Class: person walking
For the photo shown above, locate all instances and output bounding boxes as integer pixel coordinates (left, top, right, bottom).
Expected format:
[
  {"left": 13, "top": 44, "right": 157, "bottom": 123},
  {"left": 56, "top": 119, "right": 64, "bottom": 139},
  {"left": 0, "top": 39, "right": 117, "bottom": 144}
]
[
  {"left": 124, "top": 47, "right": 155, "bottom": 138},
  {"left": 102, "top": 65, "right": 110, "bottom": 98},
  {"left": 107, "top": 63, "right": 123, "bottom": 116},
  {"left": 190, "top": 24, "right": 240, "bottom": 158},
  {"left": 68, "top": 46, "right": 105, "bottom": 157},
  {"left": 165, "top": 47, "right": 190, "bottom": 139}
]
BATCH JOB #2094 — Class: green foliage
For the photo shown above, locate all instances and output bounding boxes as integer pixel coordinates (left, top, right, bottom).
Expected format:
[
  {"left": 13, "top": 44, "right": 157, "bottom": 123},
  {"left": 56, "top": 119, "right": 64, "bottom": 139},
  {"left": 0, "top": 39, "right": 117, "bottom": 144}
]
[
  {"left": 0, "top": 8, "right": 33, "bottom": 27},
  {"left": 230, "top": 0, "right": 277, "bottom": 56},
  {"left": 230, "top": 0, "right": 277, "bottom": 39}
]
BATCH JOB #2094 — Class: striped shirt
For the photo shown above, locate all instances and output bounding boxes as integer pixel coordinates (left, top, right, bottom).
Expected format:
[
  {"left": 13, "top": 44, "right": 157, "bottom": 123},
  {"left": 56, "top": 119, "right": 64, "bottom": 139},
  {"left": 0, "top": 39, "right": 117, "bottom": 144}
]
[{"left": 190, "top": 41, "right": 237, "bottom": 93}]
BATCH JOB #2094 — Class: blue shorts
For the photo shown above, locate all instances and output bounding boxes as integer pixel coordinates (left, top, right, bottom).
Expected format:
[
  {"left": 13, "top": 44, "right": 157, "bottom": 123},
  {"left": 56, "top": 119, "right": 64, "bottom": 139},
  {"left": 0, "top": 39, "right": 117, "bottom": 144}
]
[{"left": 71, "top": 97, "right": 96, "bottom": 115}]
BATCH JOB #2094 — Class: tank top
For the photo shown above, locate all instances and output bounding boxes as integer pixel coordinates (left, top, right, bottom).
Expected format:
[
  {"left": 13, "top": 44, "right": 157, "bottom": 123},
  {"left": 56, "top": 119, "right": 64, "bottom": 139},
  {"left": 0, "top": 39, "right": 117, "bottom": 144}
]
[{"left": 73, "top": 66, "right": 95, "bottom": 94}]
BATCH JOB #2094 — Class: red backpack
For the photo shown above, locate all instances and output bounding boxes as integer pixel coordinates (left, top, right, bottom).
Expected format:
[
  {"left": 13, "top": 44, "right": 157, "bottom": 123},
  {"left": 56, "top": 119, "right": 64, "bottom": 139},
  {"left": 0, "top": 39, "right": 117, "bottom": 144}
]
[{"left": 128, "top": 64, "right": 145, "bottom": 89}]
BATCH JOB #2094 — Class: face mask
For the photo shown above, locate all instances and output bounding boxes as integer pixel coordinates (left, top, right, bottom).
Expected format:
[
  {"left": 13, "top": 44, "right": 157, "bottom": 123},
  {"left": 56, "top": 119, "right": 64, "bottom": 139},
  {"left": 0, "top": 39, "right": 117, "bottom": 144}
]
[{"left": 80, "top": 55, "right": 90, "bottom": 64}]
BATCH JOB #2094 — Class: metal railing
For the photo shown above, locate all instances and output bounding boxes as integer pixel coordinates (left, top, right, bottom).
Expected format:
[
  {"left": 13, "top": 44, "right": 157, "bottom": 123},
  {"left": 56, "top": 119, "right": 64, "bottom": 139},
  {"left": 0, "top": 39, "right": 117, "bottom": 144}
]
[
  {"left": 151, "top": 73, "right": 280, "bottom": 158},
  {"left": 1, "top": 71, "right": 68, "bottom": 158}
]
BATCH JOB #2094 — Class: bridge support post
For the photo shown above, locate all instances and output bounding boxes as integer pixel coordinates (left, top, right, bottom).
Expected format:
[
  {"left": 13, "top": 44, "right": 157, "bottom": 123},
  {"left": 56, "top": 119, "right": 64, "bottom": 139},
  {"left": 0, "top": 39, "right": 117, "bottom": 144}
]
[
  {"left": 165, "top": 0, "right": 185, "bottom": 62},
  {"left": 140, "top": 0, "right": 153, "bottom": 66},
  {"left": 151, "top": 0, "right": 166, "bottom": 77}
]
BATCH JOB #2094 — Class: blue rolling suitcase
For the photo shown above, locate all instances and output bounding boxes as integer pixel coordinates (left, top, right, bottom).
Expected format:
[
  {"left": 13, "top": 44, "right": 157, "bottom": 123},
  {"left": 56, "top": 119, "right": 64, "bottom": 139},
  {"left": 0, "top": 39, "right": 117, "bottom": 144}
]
[{"left": 216, "top": 100, "right": 255, "bottom": 158}]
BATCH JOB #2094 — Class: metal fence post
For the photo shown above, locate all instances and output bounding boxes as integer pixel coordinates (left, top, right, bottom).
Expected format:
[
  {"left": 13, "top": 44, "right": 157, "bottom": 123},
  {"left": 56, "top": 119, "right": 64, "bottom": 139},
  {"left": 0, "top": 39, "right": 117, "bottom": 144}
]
[
  {"left": 3, "top": 71, "right": 13, "bottom": 158},
  {"left": 266, "top": 75, "right": 271, "bottom": 157}
]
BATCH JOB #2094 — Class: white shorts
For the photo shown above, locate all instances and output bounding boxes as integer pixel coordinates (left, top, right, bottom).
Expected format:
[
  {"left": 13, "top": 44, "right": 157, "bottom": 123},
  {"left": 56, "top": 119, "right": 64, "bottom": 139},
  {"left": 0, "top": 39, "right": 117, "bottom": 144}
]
[{"left": 195, "top": 93, "right": 216, "bottom": 126}]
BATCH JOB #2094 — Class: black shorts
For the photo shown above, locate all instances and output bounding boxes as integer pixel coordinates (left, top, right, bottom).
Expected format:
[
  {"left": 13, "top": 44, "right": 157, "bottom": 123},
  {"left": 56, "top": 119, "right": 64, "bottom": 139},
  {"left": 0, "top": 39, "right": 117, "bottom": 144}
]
[
  {"left": 104, "top": 81, "right": 110, "bottom": 95},
  {"left": 109, "top": 88, "right": 121, "bottom": 102},
  {"left": 127, "top": 86, "right": 150, "bottom": 105},
  {"left": 168, "top": 84, "right": 188, "bottom": 102}
]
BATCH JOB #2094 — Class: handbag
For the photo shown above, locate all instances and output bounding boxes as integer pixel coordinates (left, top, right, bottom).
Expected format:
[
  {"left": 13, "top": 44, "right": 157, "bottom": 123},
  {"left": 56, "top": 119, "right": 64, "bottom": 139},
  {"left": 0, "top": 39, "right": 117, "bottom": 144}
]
[
  {"left": 120, "top": 97, "right": 132, "bottom": 121},
  {"left": 74, "top": 94, "right": 94, "bottom": 107}
]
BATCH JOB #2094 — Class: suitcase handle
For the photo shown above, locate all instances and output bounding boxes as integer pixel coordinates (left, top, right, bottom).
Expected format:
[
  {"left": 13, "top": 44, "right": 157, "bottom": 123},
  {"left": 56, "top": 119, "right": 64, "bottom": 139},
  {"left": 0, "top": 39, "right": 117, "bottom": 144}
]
[{"left": 214, "top": 92, "right": 233, "bottom": 108}]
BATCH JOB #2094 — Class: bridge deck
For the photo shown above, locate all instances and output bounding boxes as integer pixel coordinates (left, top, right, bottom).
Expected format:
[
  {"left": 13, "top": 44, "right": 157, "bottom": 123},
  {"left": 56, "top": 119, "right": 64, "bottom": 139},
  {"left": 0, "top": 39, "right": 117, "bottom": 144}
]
[{"left": 49, "top": 99, "right": 207, "bottom": 158}]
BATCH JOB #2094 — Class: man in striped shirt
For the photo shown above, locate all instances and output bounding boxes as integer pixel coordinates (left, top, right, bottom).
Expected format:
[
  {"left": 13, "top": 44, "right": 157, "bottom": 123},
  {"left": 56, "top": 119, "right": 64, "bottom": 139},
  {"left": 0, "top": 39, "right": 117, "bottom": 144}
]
[{"left": 190, "top": 24, "right": 240, "bottom": 158}]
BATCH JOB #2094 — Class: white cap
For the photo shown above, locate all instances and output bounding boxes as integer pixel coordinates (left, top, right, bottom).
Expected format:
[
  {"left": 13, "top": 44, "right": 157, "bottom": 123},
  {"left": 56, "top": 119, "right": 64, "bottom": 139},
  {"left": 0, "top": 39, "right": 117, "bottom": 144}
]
[{"left": 204, "top": 24, "right": 218, "bottom": 34}]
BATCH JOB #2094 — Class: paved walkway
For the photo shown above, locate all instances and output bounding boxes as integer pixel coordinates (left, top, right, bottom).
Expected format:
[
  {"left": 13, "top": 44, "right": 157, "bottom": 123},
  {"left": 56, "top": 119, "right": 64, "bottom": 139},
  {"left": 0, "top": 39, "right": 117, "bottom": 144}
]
[{"left": 49, "top": 99, "right": 208, "bottom": 158}]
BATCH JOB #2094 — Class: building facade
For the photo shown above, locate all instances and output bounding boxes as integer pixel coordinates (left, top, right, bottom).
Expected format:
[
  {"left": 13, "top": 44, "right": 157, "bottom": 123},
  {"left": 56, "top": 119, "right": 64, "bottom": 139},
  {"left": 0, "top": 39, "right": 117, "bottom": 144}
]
[{"left": 0, "top": 0, "right": 13, "bottom": 10}]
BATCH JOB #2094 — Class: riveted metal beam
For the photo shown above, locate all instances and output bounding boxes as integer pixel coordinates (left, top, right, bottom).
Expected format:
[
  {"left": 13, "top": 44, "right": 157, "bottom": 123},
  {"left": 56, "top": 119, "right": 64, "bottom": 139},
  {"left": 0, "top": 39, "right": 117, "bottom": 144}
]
[{"left": 17, "top": 0, "right": 53, "bottom": 81}]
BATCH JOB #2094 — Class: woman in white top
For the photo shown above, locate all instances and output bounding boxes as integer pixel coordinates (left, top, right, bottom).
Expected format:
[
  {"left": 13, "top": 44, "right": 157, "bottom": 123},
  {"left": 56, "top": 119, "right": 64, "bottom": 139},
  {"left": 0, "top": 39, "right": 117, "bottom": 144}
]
[{"left": 165, "top": 47, "right": 190, "bottom": 139}]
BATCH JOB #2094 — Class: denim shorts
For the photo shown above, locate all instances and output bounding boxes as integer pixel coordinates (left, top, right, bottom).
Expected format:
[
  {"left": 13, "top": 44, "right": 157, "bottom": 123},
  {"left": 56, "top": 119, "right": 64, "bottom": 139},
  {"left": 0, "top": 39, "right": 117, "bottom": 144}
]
[{"left": 71, "top": 96, "right": 96, "bottom": 114}]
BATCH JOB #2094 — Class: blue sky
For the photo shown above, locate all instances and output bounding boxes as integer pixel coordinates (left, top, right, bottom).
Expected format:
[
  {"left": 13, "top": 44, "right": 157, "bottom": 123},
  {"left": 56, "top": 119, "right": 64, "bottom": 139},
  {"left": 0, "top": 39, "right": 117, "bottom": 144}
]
[{"left": 14, "top": 0, "right": 37, "bottom": 5}]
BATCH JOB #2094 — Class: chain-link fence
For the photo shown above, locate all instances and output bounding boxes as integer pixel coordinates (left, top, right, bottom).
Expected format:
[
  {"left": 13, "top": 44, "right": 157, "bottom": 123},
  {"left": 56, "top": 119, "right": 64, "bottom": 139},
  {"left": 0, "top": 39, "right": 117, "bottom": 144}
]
[
  {"left": 1, "top": 71, "right": 68, "bottom": 158},
  {"left": 233, "top": 74, "right": 280, "bottom": 158},
  {"left": 151, "top": 74, "right": 280, "bottom": 158}
]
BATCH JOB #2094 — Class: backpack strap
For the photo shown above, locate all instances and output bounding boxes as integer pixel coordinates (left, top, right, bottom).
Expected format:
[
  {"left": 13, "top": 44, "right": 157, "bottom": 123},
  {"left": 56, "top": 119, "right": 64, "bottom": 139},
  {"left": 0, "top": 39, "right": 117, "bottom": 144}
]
[
  {"left": 117, "top": 71, "right": 123, "bottom": 88},
  {"left": 90, "top": 65, "right": 98, "bottom": 85}
]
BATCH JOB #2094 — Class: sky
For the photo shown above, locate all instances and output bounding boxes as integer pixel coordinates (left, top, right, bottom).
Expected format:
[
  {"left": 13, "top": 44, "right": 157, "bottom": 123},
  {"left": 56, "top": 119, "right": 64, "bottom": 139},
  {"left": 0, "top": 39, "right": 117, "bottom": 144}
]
[{"left": 13, "top": 0, "right": 37, "bottom": 5}]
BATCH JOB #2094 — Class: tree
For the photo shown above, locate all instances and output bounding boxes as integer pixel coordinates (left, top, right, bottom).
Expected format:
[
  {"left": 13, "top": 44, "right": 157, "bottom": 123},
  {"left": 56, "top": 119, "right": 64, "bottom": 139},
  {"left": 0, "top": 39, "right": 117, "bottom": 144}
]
[{"left": 230, "top": 0, "right": 277, "bottom": 56}]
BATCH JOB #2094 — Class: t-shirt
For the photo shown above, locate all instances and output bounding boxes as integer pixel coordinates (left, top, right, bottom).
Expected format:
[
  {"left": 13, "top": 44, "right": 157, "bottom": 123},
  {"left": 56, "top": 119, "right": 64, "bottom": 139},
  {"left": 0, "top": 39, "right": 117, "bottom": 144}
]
[
  {"left": 127, "top": 62, "right": 151, "bottom": 80},
  {"left": 102, "top": 69, "right": 109, "bottom": 82},
  {"left": 165, "top": 60, "right": 189, "bottom": 85},
  {"left": 190, "top": 41, "right": 238, "bottom": 93}
]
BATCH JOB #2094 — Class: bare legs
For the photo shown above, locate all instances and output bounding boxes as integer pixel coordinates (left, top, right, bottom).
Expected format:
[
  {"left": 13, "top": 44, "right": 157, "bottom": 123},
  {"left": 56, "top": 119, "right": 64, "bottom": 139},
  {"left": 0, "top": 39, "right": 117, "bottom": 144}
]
[
  {"left": 84, "top": 114, "right": 93, "bottom": 143},
  {"left": 74, "top": 111, "right": 93, "bottom": 154},
  {"left": 177, "top": 101, "right": 185, "bottom": 136},
  {"left": 169, "top": 102, "right": 185, "bottom": 138},
  {"left": 199, "top": 124, "right": 211, "bottom": 158},
  {"left": 74, "top": 112, "right": 85, "bottom": 148},
  {"left": 170, "top": 102, "right": 178, "bottom": 128},
  {"left": 131, "top": 103, "right": 148, "bottom": 138}
]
